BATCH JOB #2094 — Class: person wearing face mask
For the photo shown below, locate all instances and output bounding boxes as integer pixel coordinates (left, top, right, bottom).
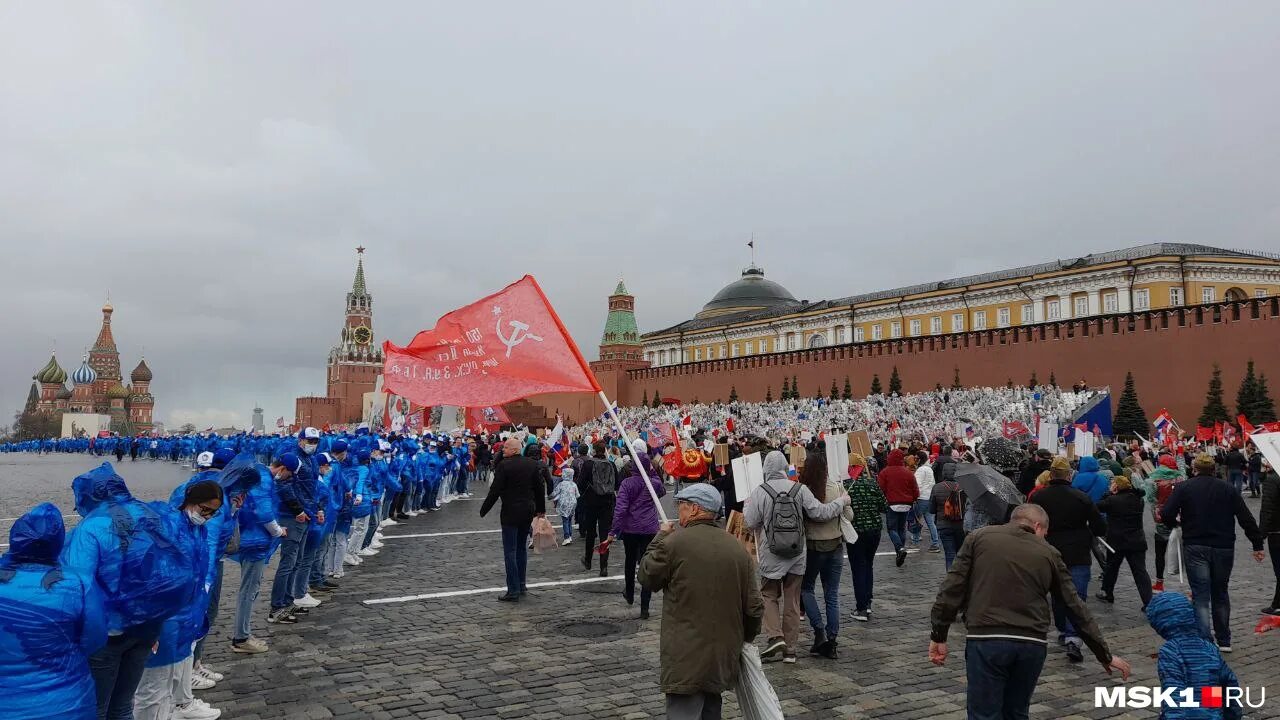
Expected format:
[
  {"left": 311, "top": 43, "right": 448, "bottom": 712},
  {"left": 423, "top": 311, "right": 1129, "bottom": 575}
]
[
  {"left": 294, "top": 454, "right": 336, "bottom": 609},
  {"left": 268, "top": 429, "right": 321, "bottom": 625},
  {"left": 62, "top": 463, "right": 201, "bottom": 720},
  {"left": 229, "top": 456, "right": 295, "bottom": 653},
  {"left": 132, "top": 480, "right": 222, "bottom": 720}
]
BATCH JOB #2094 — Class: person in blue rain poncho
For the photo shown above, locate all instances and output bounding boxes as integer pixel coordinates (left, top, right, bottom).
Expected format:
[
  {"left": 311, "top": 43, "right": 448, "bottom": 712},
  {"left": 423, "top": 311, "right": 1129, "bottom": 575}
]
[
  {"left": 333, "top": 451, "right": 370, "bottom": 577},
  {"left": 267, "top": 429, "right": 320, "bottom": 624},
  {"left": 131, "top": 480, "right": 220, "bottom": 720},
  {"left": 0, "top": 503, "right": 107, "bottom": 720},
  {"left": 307, "top": 453, "right": 345, "bottom": 595},
  {"left": 372, "top": 441, "right": 398, "bottom": 525},
  {"left": 62, "top": 463, "right": 199, "bottom": 720},
  {"left": 292, "top": 453, "right": 334, "bottom": 610},
  {"left": 229, "top": 460, "right": 286, "bottom": 653},
  {"left": 1072, "top": 456, "right": 1111, "bottom": 504}
]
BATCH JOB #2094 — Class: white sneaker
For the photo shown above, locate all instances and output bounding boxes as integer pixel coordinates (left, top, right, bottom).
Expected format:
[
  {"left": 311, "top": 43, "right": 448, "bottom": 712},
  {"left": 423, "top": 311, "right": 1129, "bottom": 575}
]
[
  {"left": 358, "top": 547, "right": 378, "bottom": 557},
  {"left": 343, "top": 555, "right": 360, "bottom": 566},
  {"left": 378, "top": 519, "right": 391, "bottom": 527},
  {"left": 175, "top": 701, "right": 221, "bottom": 720},
  {"left": 562, "top": 537, "right": 573, "bottom": 546},
  {"left": 406, "top": 510, "right": 419, "bottom": 517},
  {"left": 370, "top": 541, "right": 384, "bottom": 549},
  {"left": 190, "top": 674, "right": 215, "bottom": 690},
  {"left": 195, "top": 664, "right": 224, "bottom": 682},
  {"left": 331, "top": 570, "right": 345, "bottom": 579},
  {"left": 373, "top": 532, "right": 384, "bottom": 540},
  {"left": 294, "top": 593, "right": 321, "bottom": 608}
]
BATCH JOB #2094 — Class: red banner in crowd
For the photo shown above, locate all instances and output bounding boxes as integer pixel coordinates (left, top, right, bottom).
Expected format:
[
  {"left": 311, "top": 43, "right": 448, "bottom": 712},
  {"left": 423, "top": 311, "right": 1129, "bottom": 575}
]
[
  {"left": 466, "top": 405, "right": 511, "bottom": 430},
  {"left": 1001, "top": 420, "right": 1030, "bottom": 439},
  {"left": 382, "top": 276, "right": 601, "bottom": 407},
  {"left": 1195, "top": 426, "right": 1215, "bottom": 442}
]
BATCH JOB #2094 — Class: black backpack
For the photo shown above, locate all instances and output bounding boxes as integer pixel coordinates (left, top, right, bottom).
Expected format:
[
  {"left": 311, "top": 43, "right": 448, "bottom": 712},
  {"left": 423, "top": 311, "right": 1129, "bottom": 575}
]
[
  {"left": 590, "top": 458, "right": 617, "bottom": 496},
  {"left": 761, "top": 484, "right": 805, "bottom": 558}
]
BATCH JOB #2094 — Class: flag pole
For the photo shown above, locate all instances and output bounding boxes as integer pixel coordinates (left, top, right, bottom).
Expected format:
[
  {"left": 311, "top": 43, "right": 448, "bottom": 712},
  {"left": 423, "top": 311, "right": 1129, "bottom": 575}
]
[{"left": 598, "top": 390, "right": 669, "bottom": 524}]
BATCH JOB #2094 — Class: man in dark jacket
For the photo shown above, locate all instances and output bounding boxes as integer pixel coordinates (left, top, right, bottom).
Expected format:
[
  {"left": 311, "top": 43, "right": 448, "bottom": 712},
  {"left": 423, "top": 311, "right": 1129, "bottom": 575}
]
[
  {"left": 1259, "top": 455, "right": 1280, "bottom": 615},
  {"left": 930, "top": 504, "right": 1130, "bottom": 720},
  {"left": 1018, "top": 448, "right": 1053, "bottom": 497},
  {"left": 1161, "top": 453, "right": 1266, "bottom": 651},
  {"left": 1222, "top": 445, "right": 1247, "bottom": 494},
  {"left": 480, "top": 437, "right": 547, "bottom": 602},
  {"left": 576, "top": 442, "right": 618, "bottom": 575},
  {"left": 1030, "top": 456, "right": 1106, "bottom": 662}
]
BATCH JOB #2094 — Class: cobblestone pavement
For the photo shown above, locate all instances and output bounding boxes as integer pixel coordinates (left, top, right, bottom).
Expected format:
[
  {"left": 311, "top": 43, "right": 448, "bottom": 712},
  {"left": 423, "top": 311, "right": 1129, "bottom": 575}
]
[{"left": 3, "top": 454, "right": 1278, "bottom": 718}]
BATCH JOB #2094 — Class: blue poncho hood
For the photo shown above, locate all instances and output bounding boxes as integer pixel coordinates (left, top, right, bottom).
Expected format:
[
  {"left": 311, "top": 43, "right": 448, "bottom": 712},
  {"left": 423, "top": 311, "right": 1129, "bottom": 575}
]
[
  {"left": 3, "top": 503, "right": 64, "bottom": 566},
  {"left": 71, "top": 463, "right": 131, "bottom": 517}
]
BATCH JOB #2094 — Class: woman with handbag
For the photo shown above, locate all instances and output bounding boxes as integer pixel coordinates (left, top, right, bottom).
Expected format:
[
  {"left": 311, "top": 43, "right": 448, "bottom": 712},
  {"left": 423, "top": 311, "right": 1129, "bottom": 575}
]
[
  {"left": 798, "top": 453, "right": 854, "bottom": 659},
  {"left": 608, "top": 441, "right": 666, "bottom": 619}
]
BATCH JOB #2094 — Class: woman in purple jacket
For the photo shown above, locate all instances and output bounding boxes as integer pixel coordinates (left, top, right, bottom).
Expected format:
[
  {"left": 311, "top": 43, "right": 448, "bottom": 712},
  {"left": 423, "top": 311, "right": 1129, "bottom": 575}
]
[{"left": 609, "top": 442, "right": 667, "bottom": 619}]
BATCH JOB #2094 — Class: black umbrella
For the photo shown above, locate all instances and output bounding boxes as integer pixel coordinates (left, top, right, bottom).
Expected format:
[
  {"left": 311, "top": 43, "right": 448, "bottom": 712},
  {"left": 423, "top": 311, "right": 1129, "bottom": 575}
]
[{"left": 953, "top": 463, "right": 1024, "bottom": 525}]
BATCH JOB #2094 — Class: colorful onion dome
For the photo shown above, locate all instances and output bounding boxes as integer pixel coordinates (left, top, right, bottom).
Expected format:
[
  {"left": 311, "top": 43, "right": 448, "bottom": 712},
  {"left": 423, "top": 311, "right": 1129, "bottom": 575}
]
[
  {"left": 71, "top": 355, "right": 98, "bottom": 386},
  {"left": 34, "top": 353, "right": 68, "bottom": 384},
  {"left": 106, "top": 383, "right": 129, "bottom": 399},
  {"left": 55, "top": 384, "right": 73, "bottom": 400},
  {"left": 130, "top": 358, "right": 152, "bottom": 383}
]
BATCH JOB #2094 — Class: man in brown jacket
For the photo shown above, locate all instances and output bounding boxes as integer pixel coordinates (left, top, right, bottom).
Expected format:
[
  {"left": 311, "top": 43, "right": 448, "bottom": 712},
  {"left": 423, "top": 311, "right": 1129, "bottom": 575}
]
[
  {"left": 929, "top": 504, "right": 1131, "bottom": 720},
  {"left": 640, "top": 483, "right": 764, "bottom": 720}
]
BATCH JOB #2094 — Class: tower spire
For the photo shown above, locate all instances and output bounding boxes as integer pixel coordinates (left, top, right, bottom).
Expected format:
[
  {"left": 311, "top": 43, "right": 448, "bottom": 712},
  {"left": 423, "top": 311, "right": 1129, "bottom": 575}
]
[{"left": 352, "top": 246, "right": 367, "bottom": 295}]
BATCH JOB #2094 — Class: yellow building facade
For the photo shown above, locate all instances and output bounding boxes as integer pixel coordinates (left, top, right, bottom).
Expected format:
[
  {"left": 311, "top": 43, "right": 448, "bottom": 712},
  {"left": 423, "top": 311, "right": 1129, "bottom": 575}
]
[{"left": 641, "top": 244, "right": 1280, "bottom": 366}]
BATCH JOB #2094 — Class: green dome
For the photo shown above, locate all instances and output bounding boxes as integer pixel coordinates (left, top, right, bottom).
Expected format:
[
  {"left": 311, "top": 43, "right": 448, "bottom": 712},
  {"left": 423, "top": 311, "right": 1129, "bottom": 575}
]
[
  {"left": 107, "top": 383, "right": 129, "bottom": 399},
  {"left": 34, "top": 354, "right": 68, "bottom": 384}
]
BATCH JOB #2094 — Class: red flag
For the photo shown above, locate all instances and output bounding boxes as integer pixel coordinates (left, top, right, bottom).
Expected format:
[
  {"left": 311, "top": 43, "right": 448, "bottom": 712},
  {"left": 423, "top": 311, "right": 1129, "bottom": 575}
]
[
  {"left": 1002, "top": 420, "right": 1030, "bottom": 439},
  {"left": 1195, "top": 426, "right": 1214, "bottom": 442},
  {"left": 383, "top": 276, "right": 601, "bottom": 407},
  {"left": 1214, "top": 421, "right": 1224, "bottom": 443},
  {"left": 726, "top": 417, "right": 735, "bottom": 433},
  {"left": 466, "top": 405, "right": 511, "bottom": 430},
  {"left": 681, "top": 415, "right": 692, "bottom": 427}
]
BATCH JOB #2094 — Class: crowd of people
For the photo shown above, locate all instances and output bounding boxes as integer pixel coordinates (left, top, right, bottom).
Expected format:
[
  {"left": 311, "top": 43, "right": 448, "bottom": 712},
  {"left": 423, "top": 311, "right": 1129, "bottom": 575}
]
[{"left": 4, "top": 381, "right": 1279, "bottom": 720}]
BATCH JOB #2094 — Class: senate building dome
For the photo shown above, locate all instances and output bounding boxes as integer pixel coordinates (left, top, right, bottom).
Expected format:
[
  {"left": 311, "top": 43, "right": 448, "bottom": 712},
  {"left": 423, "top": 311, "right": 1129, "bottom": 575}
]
[{"left": 695, "top": 265, "right": 799, "bottom": 320}]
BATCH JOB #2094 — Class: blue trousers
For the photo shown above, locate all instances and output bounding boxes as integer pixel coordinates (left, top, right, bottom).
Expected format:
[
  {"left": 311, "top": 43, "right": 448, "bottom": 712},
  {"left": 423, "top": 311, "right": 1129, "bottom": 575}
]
[
  {"left": 801, "top": 546, "right": 843, "bottom": 638},
  {"left": 965, "top": 639, "right": 1047, "bottom": 720},
  {"left": 1184, "top": 544, "right": 1235, "bottom": 646},
  {"left": 270, "top": 516, "right": 308, "bottom": 610},
  {"left": 501, "top": 524, "right": 530, "bottom": 595},
  {"left": 88, "top": 619, "right": 163, "bottom": 720},
  {"left": 1050, "top": 564, "right": 1091, "bottom": 642}
]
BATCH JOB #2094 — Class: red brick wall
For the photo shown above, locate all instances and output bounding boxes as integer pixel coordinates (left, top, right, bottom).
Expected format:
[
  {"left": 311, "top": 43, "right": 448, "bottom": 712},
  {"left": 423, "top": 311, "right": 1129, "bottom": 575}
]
[{"left": 619, "top": 299, "right": 1280, "bottom": 427}]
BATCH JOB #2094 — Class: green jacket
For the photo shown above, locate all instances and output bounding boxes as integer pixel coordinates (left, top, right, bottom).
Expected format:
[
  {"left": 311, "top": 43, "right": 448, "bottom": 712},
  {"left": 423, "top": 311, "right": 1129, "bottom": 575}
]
[
  {"left": 845, "top": 475, "right": 889, "bottom": 532},
  {"left": 639, "top": 519, "right": 764, "bottom": 695}
]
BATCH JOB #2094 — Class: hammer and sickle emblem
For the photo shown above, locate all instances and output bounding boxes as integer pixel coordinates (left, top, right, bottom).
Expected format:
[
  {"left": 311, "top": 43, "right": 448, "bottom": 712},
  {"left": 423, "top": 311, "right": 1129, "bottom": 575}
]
[{"left": 494, "top": 306, "right": 544, "bottom": 358}]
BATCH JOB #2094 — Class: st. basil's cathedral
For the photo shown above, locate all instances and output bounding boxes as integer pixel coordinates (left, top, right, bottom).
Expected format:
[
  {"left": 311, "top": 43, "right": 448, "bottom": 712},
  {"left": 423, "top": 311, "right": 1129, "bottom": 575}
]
[{"left": 28, "top": 299, "right": 155, "bottom": 434}]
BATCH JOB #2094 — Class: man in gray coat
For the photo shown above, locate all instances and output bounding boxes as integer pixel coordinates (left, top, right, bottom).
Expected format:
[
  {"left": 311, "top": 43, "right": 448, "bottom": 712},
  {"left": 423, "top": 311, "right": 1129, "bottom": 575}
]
[{"left": 744, "top": 450, "right": 849, "bottom": 663}]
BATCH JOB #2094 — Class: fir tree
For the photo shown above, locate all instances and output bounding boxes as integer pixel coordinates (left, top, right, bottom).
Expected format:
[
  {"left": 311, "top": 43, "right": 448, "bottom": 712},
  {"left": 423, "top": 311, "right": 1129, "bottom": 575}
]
[
  {"left": 1007, "top": 378, "right": 1014, "bottom": 389},
  {"left": 1197, "top": 364, "right": 1231, "bottom": 426},
  {"left": 951, "top": 366, "right": 962, "bottom": 390},
  {"left": 1254, "top": 374, "right": 1277, "bottom": 423},
  {"left": 1048, "top": 371, "right": 1057, "bottom": 388},
  {"left": 781, "top": 377, "right": 791, "bottom": 400},
  {"left": 870, "top": 374, "right": 882, "bottom": 395},
  {"left": 1028, "top": 371, "right": 1038, "bottom": 389},
  {"left": 729, "top": 385, "right": 739, "bottom": 403},
  {"left": 765, "top": 386, "right": 773, "bottom": 403},
  {"left": 641, "top": 389, "right": 648, "bottom": 407},
  {"left": 888, "top": 366, "right": 902, "bottom": 395},
  {"left": 652, "top": 390, "right": 662, "bottom": 409},
  {"left": 791, "top": 375, "right": 800, "bottom": 400},
  {"left": 830, "top": 379, "right": 839, "bottom": 400},
  {"left": 1236, "top": 361, "right": 1260, "bottom": 421},
  {"left": 842, "top": 376, "right": 853, "bottom": 400},
  {"left": 935, "top": 382, "right": 943, "bottom": 392},
  {"left": 1112, "top": 371, "right": 1149, "bottom": 440}
]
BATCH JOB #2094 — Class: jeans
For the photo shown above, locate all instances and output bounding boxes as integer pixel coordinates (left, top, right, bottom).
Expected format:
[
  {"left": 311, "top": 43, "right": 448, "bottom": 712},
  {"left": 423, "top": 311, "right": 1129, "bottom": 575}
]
[
  {"left": 309, "top": 533, "right": 334, "bottom": 588},
  {"left": 1050, "top": 564, "right": 1091, "bottom": 642},
  {"left": 964, "top": 639, "right": 1047, "bottom": 720},
  {"left": 1228, "top": 470, "right": 1245, "bottom": 494},
  {"left": 561, "top": 515, "right": 574, "bottom": 540},
  {"left": 1248, "top": 471, "right": 1262, "bottom": 495},
  {"left": 1184, "top": 544, "right": 1234, "bottom": 646},
  {"left": 846, "top": 528, "right": 881, "bottom": 612},
  {"left": 270, "top": 516, "right": 307, "bottom": 609},
  {"left": 234, "top": 559, "right": 266, "bottom": 642},
  {"left": 938, "top": 527, "right": 966, "bottom": 570},
  {"left": 1100, "top": 546, "right": 1153, "bottom": 608},
  {"left": 621, "top": 532, "right": 656, "bottom": 611},
  {"left": 911, "top": 499, "right": 939, "bottom": 546},
  {"left": 361, "top": 507, "right": 378, "bottom": 549},
  {"left": 294, "top": 529, "right": 324, "bottom": 598},
  {"left": 88, "top": 620, "right": 163, "bottom": 720},
  {"left": 501, "top": 524, "right": 530, "bottom": 595},
  {"left": 456, "top": 471, "right": 469, "bottom": 495},
  {"left": 885, "top": 509, "right": 910, "bottom": 552},
  {"left": 801, "top": 546, "right": 843, "bottom": 638},
  {"left": 666, "top": 692, "right": 723, "bottom": 720},
  {"left": 193, "top": 559, "right": 224, "bottom": 662}
]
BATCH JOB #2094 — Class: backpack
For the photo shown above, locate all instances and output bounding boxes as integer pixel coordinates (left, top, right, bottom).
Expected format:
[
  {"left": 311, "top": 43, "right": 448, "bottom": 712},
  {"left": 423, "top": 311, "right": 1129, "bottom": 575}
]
[
  {"left": 107, "top": 501, "right": 197, "bottom": 628},
  {"left": 1154, "top": 478, "right": 1182, "bottom": 522},
  {"left": 940, "top": 481, "right": 964, "bottom": 522},
  {"left": 761, "top": 483, "right": 805, "bottom": 558},
  {"left": 590, "top": 458, "right": 617, "bottom": 496}
]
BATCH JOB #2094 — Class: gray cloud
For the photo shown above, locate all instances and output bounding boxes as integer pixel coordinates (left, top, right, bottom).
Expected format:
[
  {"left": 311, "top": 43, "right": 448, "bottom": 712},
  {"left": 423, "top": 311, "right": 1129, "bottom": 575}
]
[{"left": 2, "top": 2, "right": 1278, "bottom": 427}]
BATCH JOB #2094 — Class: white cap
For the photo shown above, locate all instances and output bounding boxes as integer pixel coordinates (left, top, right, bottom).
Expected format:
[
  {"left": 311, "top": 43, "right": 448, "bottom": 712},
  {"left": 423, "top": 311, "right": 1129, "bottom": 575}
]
[
  {"left": 301, "top": 427, "right": 321, "bottom": 440},
  {"left": 196, "top": 451, "right": 215, "bottom": 469}
]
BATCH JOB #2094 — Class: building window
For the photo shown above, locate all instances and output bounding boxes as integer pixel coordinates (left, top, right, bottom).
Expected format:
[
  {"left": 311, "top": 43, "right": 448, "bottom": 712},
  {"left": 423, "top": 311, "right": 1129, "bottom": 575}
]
[
  {"left": 808, "top": 334, "right": 826, "bottom": 348},
  {"left": 1074, "top": 296, "right": 1088, "bottom": 317},
  {"left": 720, "top": 345, "right": 727, "bottom": 358},
  {"left": 1046, "top": 299, "right": 1061, "bottom": 319},
  {"left": 1168, "top": 287, "right": 1183, "bottom": 306},
  {"left": 694, "top": 348, "right": 702, "bottom": 361},
  {"left": 890, "top": 321, "right": 902, "bottom": 338},
  {"left": 1021, "top": 304, "right": 1033, "bottom": 324},
  {"left": 997, "top": 307, "right": 1010, "bottom": 327},
  {"left": 854, "top": 327, "right": 864, "bottom": 342},
  {"left": 909, "top": 319, "right": 921, "bottom": 336},
  {"left": 931, "top": 316, "right": 942, "bottom": 334},
  {"left": 835, "top": 326, "right": 846, "bottom": 344},
  {"left": 1201, "top": 286, "right": 1216, "bottom": 304},
  {"left": 951, "top": 313, "right": 964, "bottom": 332},
  {"left": 760, "top": 339, "right": 769, "bottom": 353},
  {"left": 1134, "top": 290, "right": 1150, "bottom": 310},
  {"left": 973, "top": 311, "right": 987, "bottom": 330},
  {"left": 660, "top": 350, "right": 667, "bottom": 365},
  {"left": 1257, "top": 288, "right": 1269, "bottom": 298},
  {"left": 786, "top": 333, "right": 797, "bottom": 351},
  {"left": 1103, "top": 292, "right": 1118, "bottom": 313},
  {"left": 745, "top": 341, "right": 754, "bottom": 354},
  {"left": 872, "top": 324, "right": 883, "bottom": 340}
]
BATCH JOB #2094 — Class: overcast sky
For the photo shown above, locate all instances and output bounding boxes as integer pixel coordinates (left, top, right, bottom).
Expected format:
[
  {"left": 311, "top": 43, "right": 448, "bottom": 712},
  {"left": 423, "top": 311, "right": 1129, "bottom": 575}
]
[{"left": 2, "top": 2, "right": 1278, "bottom": 430}]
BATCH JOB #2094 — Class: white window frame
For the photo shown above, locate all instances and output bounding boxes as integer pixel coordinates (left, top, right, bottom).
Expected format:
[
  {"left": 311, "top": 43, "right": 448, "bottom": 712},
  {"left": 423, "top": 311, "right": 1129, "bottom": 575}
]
[
  {"left": 694, "top": 348, "right": 702, "bottom": 361},
  {"left": 835, "top": 326, "right": 846, "bottom": 344},
  {"left": 890, "top": 321, "right": 902, "bottom": 338},
  {"left": 973, "top": 311, "right": 987, "bottom": 330},
  {"left": 745, "top": 341, "right": 754, "bottom": 355},
  {"left": 930, "top": 316, "right": 942, "bottom": 334},
  {"left": 1257, "top": 288, "right": 1269, "bottom": 298},
  {"left": 854, "top": 327, "right": 864, "bottom": 342},
  {"left": 909, "top": 319, "right": 921, "bottom": 336},
  {"left": 1021, "top": 304, "right": 1034, "bottom": 324},
  {"left": 1046, "top": 299, "right": 1061, "bottom": 319},
  {"left": 1133, "top": 290, "right": 1150, "bottom": 310},
  {"left": 720, "top": 345, "right": 727, "bottom": 358},
  {"left": 1073, "top": 296, "right": 1088, "bottom": 317},
  {"left": 1168, "top": 287, "right": 1182, "bottom": 307},
  {"left": 997, "top": 307, "right": 1010, "bottom": 328},
  {"left": 786, "top": 333, "right": 797, "bottom": 351},
  {"left": 951, "top": 313, "right": 964, "bottom": 332},
  {"left": 871, "top": 324, "right": 883, "bottom": 340},
  {"left": 1201, "top": 286, "right": 1216, "bottom": 304},
  {"left": 1103, "top": 292, "right": 1118, "bottom": 313}
]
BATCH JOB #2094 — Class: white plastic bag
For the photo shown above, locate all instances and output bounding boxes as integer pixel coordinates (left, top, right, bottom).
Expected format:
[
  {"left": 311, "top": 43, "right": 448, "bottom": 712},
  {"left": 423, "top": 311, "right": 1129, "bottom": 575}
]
[
  {"left": 1165, "top": 527, "right": 1183, "bottom": 583},
  {"left": 840, "top": 517, "right": 859, "bottom": 545},
  {"left": 736, "top": 643, "right": 785, "bottom": 720}
]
